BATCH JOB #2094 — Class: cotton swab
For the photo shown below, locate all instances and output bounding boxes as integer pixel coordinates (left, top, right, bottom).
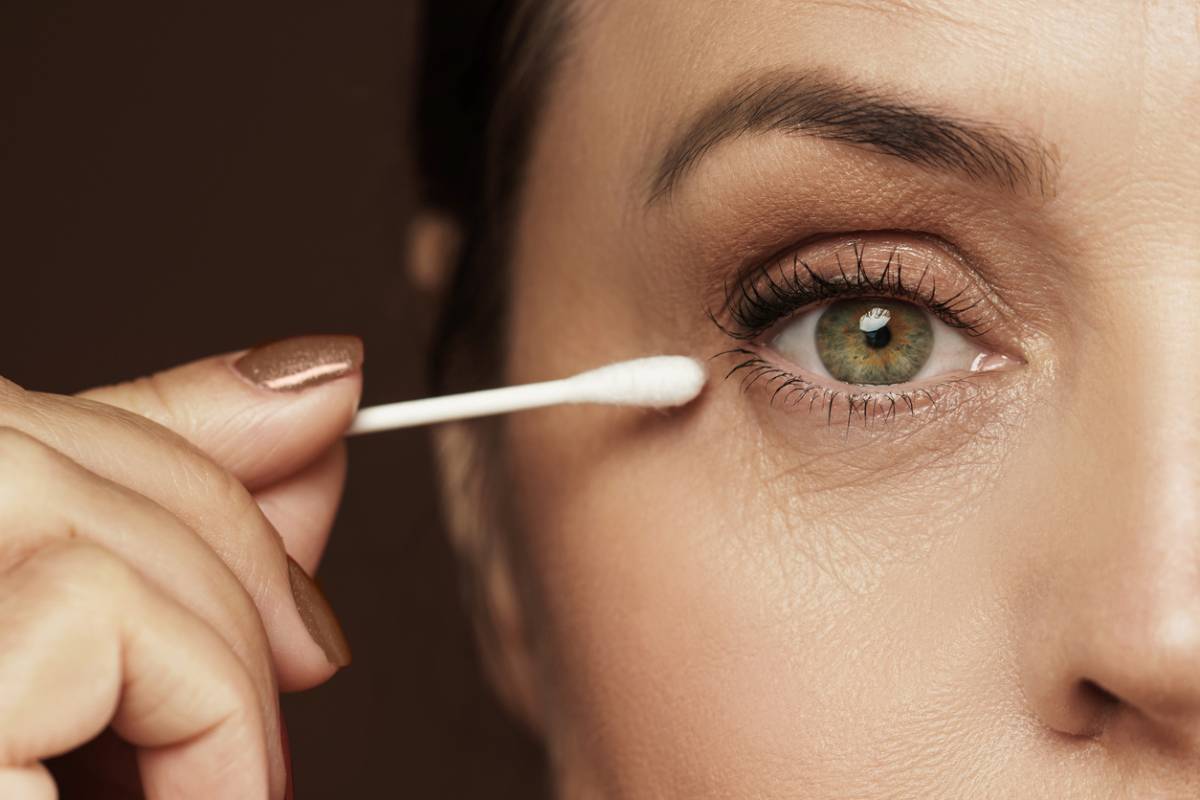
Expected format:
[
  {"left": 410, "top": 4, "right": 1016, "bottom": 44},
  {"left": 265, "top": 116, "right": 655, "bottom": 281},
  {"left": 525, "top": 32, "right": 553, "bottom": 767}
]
[{"left": 346, "top": 355, "right": 706, "bottom": 437}]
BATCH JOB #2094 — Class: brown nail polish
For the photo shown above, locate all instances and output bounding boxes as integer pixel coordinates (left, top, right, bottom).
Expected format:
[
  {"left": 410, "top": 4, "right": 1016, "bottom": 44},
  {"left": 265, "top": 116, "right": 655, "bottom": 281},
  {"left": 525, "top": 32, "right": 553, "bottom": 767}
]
[
  {"left": 234, "top": 335, "right": 363, "bottom": 392},
  {"left": 287, "top": 555, "right": 352, "bottom": 667}
]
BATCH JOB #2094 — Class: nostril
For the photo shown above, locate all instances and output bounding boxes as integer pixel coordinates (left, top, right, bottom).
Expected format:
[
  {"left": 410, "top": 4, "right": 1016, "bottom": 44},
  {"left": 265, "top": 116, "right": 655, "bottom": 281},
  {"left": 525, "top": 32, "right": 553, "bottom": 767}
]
[
  {"left": 1076, "top": 679, "right": 1120, "bottom": 736},
  {"left": 1080, "top": 679, "right": 1117, "bottom": 704}
]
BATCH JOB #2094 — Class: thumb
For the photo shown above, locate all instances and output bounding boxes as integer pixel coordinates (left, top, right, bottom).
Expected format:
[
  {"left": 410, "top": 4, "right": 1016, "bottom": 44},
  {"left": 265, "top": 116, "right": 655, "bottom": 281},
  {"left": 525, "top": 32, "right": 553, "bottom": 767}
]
[{"left": 78, "top": 335, "right": 364, "bottom": 491}]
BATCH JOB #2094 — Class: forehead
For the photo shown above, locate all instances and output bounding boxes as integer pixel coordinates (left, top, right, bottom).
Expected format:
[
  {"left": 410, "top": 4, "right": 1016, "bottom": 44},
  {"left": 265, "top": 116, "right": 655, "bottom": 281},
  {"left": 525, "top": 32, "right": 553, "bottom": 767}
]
[
  {"left": 567, "top": 0, "right": 1144, "bottom": 104},
  {"left": 534, "top": 0, "right": 1193, "bottom": 209}
]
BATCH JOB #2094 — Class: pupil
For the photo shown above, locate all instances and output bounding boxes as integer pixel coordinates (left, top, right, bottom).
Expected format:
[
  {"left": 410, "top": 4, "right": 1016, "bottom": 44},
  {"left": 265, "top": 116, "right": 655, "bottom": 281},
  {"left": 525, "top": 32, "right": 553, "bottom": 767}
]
[{"left": 863, "top": 325, "right": 891, "bottom": 349}]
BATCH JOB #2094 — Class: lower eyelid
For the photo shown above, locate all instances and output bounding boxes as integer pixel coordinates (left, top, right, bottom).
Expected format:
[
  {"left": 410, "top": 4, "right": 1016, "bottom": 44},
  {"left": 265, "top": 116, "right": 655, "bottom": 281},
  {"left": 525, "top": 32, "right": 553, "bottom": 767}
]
[{"left": 714, "top": 344, "right": 1019, "bottom": 430}]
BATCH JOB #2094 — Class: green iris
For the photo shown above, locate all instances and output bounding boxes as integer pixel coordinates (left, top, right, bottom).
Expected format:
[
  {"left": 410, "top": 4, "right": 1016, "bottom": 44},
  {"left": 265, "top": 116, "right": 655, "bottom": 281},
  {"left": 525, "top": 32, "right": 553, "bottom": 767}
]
[{"left": 815, "top": 299, "right": 933, "bottom": 385}]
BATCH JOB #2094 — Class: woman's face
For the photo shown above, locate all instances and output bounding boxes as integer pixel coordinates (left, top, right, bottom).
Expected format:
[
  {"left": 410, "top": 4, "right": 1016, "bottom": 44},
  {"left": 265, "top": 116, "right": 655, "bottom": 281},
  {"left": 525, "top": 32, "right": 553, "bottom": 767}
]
[{"left": 493, "top": 1, "right": 1199, "bottom": 795}]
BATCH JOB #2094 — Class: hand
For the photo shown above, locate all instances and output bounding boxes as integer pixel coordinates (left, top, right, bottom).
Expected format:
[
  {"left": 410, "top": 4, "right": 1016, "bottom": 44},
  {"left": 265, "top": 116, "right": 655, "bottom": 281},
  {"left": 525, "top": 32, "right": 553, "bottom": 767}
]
[{"left": 0, "top": 335, "right": 364, "bottom": 799}]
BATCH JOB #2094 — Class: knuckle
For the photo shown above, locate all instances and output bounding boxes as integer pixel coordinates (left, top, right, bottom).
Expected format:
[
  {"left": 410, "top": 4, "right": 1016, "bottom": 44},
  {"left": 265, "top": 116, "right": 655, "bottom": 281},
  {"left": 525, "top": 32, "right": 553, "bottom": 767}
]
[
  {"left": 0, "top": 425, "right": 48, "bottom": 466},
  {"left": 0, "top": 542, "right": 133, "bottom": 648},
  {"left": 119, "top": 373, "right": 189, "bottom": 430},
  {"left": 0, "top": 427, "right": 58, "bottom": 492},
  {"left": 223, "top": 576, "right": 265, "bottom": 639},
  {"left": 199, "top": 651, "right": 263, "bottom": 732},
  {"left": 223, "top": 670, "right": 262, "bottom": 720},
  {"left": 0, "top": 428, "right": 89, "bottom": 539},
  {"left": 199, "top": 460, "right": 262, "bottom": 527},
  {"left": 27, "top": 541, "right": 138, "bottom": 614}
]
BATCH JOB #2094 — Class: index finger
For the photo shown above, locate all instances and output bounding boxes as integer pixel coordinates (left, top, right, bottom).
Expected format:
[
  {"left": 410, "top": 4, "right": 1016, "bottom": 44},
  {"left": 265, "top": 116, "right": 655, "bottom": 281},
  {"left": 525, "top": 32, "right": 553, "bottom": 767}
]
[{"left": 77, "top": 335, "right": 364, "bottom": 491}]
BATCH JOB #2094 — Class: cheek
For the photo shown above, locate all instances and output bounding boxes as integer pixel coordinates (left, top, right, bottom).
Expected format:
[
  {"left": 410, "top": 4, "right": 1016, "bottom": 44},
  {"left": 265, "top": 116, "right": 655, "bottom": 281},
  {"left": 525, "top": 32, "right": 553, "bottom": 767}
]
[
  {"left": 504, "top": 379, "right": 1033, "bottom": 794},
  {"left": 505, "top": 401, "right": 816, "bottom": 791},
  {"left": 503, "top": 392, "right": 915, "bottom": 791}
]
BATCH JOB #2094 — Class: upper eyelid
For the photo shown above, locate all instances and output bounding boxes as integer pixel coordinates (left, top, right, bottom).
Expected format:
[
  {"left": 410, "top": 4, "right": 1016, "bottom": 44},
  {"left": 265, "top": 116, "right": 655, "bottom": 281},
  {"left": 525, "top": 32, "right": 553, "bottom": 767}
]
[{"left": 711, "top": 237, "right": 995, "bottom": 342}]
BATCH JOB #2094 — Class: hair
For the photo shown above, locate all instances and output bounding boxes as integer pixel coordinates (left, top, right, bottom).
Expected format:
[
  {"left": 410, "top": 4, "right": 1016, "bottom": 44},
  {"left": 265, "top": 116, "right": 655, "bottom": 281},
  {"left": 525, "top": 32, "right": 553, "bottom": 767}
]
[
  {"left": 416, "top": 3, "right": 576, "bottom": 735},
  {"left": 418, "top": 0, "right": 573, "bottom": 393}
]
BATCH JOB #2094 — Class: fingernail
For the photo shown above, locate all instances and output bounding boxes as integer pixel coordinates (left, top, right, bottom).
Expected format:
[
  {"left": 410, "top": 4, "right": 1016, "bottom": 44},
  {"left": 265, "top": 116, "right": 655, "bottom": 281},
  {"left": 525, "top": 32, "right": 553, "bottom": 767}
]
[
  {"left": 234, "top": 335, "right": 363, "bottom": 392},
  {"left": 287, "top": 555, "right": 352, "bottom": 667}
]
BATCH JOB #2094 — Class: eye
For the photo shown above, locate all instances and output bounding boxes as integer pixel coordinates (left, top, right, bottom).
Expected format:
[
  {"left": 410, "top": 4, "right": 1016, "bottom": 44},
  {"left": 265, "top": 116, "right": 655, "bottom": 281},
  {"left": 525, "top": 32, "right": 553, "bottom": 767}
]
[
  {"left": 711, "top": 235, "right": 1024, "bottom": 425},
  {"left": 771, "top": 297, "right": 990, "bottom": 386}
]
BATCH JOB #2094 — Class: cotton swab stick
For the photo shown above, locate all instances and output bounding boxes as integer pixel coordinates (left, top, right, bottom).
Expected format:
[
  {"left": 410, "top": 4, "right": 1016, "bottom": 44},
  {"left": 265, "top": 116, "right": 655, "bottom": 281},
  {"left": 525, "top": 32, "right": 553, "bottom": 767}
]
[{"left": 346, "top": 355, "right": 706, "bottom": 437}]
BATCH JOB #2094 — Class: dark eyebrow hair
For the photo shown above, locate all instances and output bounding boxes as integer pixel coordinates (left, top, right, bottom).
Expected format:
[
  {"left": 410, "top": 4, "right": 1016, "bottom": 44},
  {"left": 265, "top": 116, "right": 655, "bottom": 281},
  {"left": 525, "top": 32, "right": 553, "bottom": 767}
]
[{"left": 648, "top": 70, "right": 1057, "bottom": 203}]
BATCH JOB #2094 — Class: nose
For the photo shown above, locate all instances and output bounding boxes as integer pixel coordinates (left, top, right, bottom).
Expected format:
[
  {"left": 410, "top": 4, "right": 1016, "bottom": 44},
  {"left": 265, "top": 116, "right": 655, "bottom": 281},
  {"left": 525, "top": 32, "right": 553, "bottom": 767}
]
[
  {"left": 1016, "top": 515, "right": 1200, "bottom": 743},
  {"left": 1012, "top": 327, "right": 1200, "bottom": 748},
  {"left": 1014, "top": 439, "right": 1200, "bottom": 749}
]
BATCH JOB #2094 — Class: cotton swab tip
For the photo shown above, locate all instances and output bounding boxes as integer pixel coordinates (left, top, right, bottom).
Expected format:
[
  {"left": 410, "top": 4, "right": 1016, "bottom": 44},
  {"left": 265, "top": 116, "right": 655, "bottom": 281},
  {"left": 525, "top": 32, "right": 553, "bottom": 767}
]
[{"left": 566, "top": 356, "right": 707, "bottom": 407}]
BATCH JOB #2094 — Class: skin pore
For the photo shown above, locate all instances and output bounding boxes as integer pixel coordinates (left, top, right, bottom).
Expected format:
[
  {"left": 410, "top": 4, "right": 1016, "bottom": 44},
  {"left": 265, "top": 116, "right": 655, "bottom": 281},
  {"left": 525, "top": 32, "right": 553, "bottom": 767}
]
[{"left": 437, "top": 1, "right": 1199, "bottom": 797}]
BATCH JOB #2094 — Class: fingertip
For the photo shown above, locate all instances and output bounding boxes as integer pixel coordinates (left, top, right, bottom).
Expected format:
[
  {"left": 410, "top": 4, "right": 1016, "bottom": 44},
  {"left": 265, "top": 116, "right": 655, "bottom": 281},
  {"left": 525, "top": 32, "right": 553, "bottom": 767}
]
[
  {"left": 287, "top": 556, "right": 353, "bottom": 669},
  {"left": 230, "top": 335, "right": 364, "bottom": 395},
  {"left": 197, "top": 382, "right": 357, "bottom": 491},
  {"left": 265, "top": 554, "right": 351, "bottom": 693},
  {"left": 79, "top": 335, "right": 366, "bottom": 490}
]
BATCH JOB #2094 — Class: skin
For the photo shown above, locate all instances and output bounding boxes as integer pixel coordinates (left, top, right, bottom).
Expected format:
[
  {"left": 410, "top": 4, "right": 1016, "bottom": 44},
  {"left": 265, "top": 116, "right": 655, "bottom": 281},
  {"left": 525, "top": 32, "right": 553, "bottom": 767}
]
[
  {"left": 0, "top": 352, "right": 360, "bottom": 798},
  {"left": 6, "top": 1, "right": 1193, "bottom": 795},
  {"left": 436, "top": 1, "right": 1200, "bottom": 797}
]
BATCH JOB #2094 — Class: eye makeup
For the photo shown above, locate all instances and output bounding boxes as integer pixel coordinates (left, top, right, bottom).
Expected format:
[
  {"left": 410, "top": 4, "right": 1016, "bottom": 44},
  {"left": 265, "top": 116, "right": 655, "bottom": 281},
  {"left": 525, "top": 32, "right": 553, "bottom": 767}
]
[{"left": 708, "top": 233, "right": 1022, "bottom": 430}]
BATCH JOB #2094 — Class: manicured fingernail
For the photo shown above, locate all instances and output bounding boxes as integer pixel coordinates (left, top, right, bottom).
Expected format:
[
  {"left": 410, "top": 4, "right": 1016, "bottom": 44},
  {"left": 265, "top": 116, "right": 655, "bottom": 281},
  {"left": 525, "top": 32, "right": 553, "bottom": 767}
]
[
  {"left": 234, "top": 335, "right": 363, "bottom": 392},
  {"left": 287, "top": 555, "right": 352, "bottom": 667}
]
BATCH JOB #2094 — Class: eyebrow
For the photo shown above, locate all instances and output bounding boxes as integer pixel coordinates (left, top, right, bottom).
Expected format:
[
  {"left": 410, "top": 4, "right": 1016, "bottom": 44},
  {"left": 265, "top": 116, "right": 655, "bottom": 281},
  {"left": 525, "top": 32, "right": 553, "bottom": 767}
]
[{"left": 648, "top": 70, "right": 1056, "bottom": 204}]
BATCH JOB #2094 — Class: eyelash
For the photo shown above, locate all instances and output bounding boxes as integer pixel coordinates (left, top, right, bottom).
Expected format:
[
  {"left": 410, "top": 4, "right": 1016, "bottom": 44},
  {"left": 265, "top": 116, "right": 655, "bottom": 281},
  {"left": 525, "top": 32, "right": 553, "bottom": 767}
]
[
  {"left": 709, "top": 241, "right": 992, "bottom": 428},
  {"left": 713, "top": 348, "right": 968, "bottom": 431},
  {"left": 713, "top": 241, "right": 990, "bottom": 341}
]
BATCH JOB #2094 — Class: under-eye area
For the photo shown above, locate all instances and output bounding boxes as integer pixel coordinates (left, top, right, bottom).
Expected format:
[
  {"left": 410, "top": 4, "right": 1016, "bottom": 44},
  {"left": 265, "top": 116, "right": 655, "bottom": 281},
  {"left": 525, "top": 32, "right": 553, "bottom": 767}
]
[{"left": 709, "top": 234, "right": 1023, "bottom": 430}]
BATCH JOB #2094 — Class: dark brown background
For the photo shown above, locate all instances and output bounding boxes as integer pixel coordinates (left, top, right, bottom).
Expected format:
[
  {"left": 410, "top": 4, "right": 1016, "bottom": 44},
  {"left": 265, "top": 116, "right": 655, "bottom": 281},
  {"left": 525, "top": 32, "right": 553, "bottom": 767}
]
[{"left": 0, "top": 1, "right": 546, "bottom": 796}]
